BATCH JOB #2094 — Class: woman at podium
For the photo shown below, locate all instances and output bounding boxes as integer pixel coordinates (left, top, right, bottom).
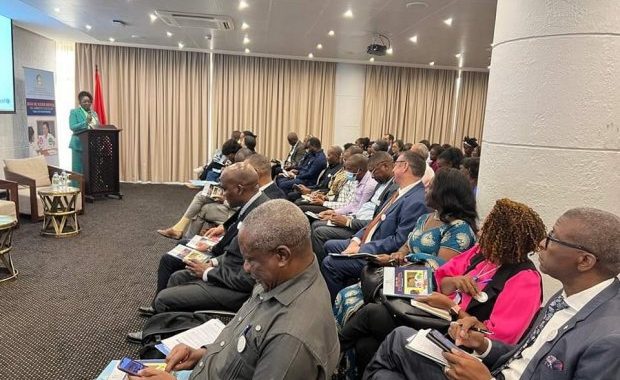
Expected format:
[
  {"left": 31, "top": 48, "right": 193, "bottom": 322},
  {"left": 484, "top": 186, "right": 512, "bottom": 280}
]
[{"left": 69, "top": 91, "right": 99, "bottom": 173}]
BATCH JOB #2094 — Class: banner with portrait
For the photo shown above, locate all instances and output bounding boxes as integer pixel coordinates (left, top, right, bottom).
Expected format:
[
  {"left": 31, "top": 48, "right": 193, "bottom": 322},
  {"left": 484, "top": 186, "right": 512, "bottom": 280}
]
[{"left": 24, "top": 67, "right": 58, "bottom": 165}]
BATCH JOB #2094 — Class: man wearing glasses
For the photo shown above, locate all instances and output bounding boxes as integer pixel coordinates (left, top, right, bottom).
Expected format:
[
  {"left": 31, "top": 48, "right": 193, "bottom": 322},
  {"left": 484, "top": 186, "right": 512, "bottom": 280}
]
[{"left": 364, "top": 207, "right": 620, "bottom": 380}]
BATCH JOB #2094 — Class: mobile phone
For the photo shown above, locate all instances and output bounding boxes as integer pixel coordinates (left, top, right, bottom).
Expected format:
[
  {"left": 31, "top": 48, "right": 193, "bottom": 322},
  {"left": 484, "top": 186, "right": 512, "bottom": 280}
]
[
  {"left": 427, "top": 330, "right": 458, "bottom": 352},
  {"left": 117, "top": 357, "right": 146, "bottom": 376}
]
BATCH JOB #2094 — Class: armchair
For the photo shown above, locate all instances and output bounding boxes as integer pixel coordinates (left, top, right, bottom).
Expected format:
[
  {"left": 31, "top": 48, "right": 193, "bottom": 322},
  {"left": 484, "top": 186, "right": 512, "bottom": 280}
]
[
  {"left": 3, "top": 156, "right": 84, "bottom": 221},
  {"left": 0, "top": 179, "right": 19, "bottom": 225}
]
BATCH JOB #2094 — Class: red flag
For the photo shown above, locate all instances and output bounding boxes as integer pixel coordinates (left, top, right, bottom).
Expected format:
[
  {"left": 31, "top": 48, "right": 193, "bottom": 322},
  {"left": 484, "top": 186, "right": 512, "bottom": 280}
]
[{"left": 93, "top": 65, "right": 107, "bottom": 125}]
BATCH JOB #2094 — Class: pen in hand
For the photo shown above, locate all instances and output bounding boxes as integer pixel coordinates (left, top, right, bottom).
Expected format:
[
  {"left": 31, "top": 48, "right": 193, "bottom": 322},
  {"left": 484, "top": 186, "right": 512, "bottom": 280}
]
[{"left": 451, "top": 322, "right": 494, "bottom": 335}]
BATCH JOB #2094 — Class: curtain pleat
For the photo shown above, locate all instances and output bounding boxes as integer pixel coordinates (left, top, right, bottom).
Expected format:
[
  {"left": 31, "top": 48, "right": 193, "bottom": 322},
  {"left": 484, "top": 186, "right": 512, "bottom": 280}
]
[
  {"left": 75, "top": 43, "right": 209, "bottom": 182},
  {"left": 361, "top": 66, "right": 488, "bottom": 146},
  {"left": 212, "top": 54, "right": 336, "bottom": 160},
  {"left": 455, "top": 71, "right": 489, "bottom": 144}
]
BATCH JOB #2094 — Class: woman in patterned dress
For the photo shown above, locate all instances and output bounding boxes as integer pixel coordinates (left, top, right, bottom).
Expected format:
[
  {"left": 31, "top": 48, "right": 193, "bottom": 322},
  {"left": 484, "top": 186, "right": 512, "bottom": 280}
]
[{"left": 333, "top": 168, "right": 478, "bottom": 378}]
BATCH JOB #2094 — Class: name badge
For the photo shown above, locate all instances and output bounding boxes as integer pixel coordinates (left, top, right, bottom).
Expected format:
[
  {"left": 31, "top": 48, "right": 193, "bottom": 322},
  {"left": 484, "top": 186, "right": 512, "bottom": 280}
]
[{"left": 237, "top": 335, "right": 246, "bottom": 353}]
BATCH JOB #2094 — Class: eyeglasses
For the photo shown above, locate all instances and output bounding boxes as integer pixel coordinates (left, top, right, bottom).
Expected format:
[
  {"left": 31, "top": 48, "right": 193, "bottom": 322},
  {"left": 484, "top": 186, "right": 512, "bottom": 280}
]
[
  {"left": 394, "top": 160, "right": 408, "bottom": 166},
  {"left": 544, "top": 231, "right": 595, "bottom": 255}
]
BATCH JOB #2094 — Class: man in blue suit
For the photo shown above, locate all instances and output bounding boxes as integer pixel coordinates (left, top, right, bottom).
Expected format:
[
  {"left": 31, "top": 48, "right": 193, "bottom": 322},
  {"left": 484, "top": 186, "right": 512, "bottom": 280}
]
[
  {"left": 276, "top": 137, "right": 327, "bottom": 193},
  {"left": 321, "top": 151, "right": 428, "bottom": 301},
  {"left": 364, "top": 207, "right": 620, "bottom": 380}
]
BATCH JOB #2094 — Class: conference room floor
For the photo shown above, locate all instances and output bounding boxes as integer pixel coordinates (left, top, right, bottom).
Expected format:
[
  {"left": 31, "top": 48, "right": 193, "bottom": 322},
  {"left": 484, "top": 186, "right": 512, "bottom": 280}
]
[{"left": 0, "top": 183, "right": 196, "bottom": 379}]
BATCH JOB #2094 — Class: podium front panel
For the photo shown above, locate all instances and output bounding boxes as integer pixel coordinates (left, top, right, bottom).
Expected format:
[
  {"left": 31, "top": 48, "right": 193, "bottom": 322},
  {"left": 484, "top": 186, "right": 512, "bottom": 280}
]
[{"left": 82, "top": 130, "right": 120, "bottom": 196}]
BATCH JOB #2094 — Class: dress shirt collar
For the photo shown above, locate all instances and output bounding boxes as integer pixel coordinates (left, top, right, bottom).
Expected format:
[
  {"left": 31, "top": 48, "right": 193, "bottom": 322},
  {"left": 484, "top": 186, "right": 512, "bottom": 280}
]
[
  {"left": 359, "top": 170, "right": 373, "bottom": 186},
  {"left": 563, "top": 278, "right": 615, "bottom": 312},
  {"left": 259, "top": 181, "right": 274, "bottom": 192},
  {"left": 398, "top": 179, "right": 422, "bottom": 197},
  {"left": 239, "top": 190, "right": 263, "bottom": 218},
  {"left": 256, "top": 257, "right": 320, "bottom": 306}
]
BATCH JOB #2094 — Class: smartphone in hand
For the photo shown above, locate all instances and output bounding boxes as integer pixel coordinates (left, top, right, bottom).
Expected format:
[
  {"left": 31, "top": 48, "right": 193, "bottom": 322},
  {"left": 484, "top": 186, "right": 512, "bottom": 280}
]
[
  {"left": 117, "top": 357, "right": 146, "bottom": 376},
  {"left": 427, "top": 330, "right": 459, "bottom": 352}
]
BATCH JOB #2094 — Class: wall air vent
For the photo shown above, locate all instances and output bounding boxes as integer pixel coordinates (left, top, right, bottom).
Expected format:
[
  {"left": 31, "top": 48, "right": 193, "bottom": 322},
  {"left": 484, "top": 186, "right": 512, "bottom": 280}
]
[{"left": 155, "top": 10, "right": 234, "bottom": 30}]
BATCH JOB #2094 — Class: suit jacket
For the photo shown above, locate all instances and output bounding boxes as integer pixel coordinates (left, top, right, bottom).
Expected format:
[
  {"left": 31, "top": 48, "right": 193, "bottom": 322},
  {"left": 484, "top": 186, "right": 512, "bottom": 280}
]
[
  {"left": 68, "top": 107, "right": 99, "bottom": 151},
  {"left": 262, "top": 182, "right": 287, "bottom": 199},
  {"left": 285, "top": 141, "right": 306, "bottom": 166},
  {"left": 486, "top": 279, "right": 620, "bottom": 380},
  {"left": 354, "top": 181, "right": 426, "bottom": 254},
  {"left": 311, "top": 163, "right": 343, "bottom": 191},
  {"left": 296, "top": 150, "right": 327, "bottom": 185},
  {"left": 206, "top": 193, "right": 271, "bottom": 292},
  {"left": 350, "top": 178, "right": 397, "bottom": 231}
]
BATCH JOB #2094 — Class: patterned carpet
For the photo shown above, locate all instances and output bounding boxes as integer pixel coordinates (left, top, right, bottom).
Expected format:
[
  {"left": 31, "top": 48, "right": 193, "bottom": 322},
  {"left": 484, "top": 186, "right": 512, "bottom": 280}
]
[{"left": 0, "top": 183, "right": 197, "bottom": 379}]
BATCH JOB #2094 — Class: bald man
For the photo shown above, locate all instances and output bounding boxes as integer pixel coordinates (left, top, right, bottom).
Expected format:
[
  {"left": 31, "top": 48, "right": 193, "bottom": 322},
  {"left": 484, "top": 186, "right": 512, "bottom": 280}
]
[
  {"left": 129, "top": 200, "right": 340, "bottom": 380},
  {"left": 131, "top": 164, "right": 271, "bottom": 326}
]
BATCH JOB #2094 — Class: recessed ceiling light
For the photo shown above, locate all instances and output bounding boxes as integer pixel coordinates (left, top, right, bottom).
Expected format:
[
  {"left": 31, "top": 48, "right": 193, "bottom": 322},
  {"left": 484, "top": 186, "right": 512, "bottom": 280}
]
[
  {"left": 369, "top": 57, "right": 375, "bottom": 62},
  {"left": 316, "top": 43, "right": 323, "bottom": 50},
  {"left": 131, "top": 34, "right": 139, "bottom": 38},
  {"left": 406, "top": 1, "right": 428, "bottom": 8},
  {"left": 54, "top": 7, "right": 60, "bottom": 13},
  {"left": 166, "top": 31, "right": 173, "bottom": 37},
  {"left": 328, "top": 30, "right": 335, "bottom": 37},
  {"left": 458, "top": 60, "right": 463, "bottom": 68},
  {"left": 204, "top": 35, "right": 212, "bottom": 40},
  {"left": 108, "top": 37, "right": 115, "bottom": 42},
  {"left": 386, "top": 47, "right": 393, "bottom": 55},
  {"left": 243, "top": 36, "right": 250, "bottom": 44},
  {"left": 455, "top": 53, "right": 462, "bottom": 58},
  {"left": 429, "top": 61, "right": 435, "bottom": 66},
  {"left": 308, "top": 53, "right": 314, "bottom": 58},
  {"left": 245, "top": 48, "right": 250, "bottom": 53},
  {"left": 178, "top": 42, "right": 184, "bottom": 49},
  {"left": 409, "top": 35, "right": 418, "bottom": 43},
  {"left": 239, "top": 0, "right": 249, "bottom": 10},
  {"left": 343, "top": 9, "right": 353, "bottom": 18},
  {"left": 85, "top": 24, "right": 92, "bottom": 30},
  {"left": 149, "top": 13, "right": 157, "bottom": 22},
  {"left": 443, "top": 17, "right": 453, "bottom": 26},
  {"left": 241, "top": 22, "right": 250, "bottom": 30},
  {"left": 487, "top": 65, "right": 491, "bottom": 69}
]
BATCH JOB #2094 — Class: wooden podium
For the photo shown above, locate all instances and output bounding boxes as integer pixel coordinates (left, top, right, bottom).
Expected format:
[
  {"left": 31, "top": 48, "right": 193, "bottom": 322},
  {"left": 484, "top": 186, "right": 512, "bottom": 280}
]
[{"left": 76, "top": 125, "right": 122, "bottom": 202}]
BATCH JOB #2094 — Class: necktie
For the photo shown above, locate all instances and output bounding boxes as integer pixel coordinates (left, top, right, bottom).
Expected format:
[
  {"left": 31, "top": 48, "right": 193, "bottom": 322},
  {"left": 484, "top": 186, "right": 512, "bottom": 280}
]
[
  {"left": 360, "top": 191, "right": 398, "bottom": 243},
  {"left": 494, "top": 295, "right": 569, "bottom": 374}
]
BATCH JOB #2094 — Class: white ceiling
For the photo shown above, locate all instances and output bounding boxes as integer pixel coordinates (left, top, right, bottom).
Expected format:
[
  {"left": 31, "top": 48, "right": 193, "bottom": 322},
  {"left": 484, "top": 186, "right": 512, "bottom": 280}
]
[{"left": 4, "top": 0, "right": 496, "bottom": 70}]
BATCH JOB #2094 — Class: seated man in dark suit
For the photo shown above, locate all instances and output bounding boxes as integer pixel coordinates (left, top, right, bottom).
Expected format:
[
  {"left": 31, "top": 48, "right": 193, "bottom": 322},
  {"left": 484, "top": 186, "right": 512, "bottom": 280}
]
[
  {"left": 365, "top": 207, "right": 620, "bottom": 380},
  {"left": 310, "top": 151, "right": 397, "bottom": 261},
  {"left": 276, "top": 137, "right": 327, "bottom": 193},
  {"left": 133, "top": 163, "right": 269, "bottom": 325},
  {"left": 288, "top": 145, "right": 343, "bottom": 201},
  {"left": 245, "top": 154, "right": 286, "bottom": 199},
  {"left": 321, "top": 151, "right": 428, "bottom": 301}
]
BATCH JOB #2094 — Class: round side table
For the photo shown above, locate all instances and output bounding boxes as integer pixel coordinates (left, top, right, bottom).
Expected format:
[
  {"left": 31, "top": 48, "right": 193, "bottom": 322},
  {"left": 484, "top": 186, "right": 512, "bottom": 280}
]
[
  {"left": 38, "top": 186, "right": 81, "bottom": 238},
  {"left": 0, "top": 215, "right": 18, "bottom": 283}
]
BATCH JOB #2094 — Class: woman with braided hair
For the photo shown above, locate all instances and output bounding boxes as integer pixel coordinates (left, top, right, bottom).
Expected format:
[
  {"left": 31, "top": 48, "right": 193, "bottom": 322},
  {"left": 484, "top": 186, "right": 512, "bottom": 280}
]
[
  {"left": 338, "top": 198, "right": 546, "bottom": 377},
  {"left": 416, "top": 198, "right": 546, "bottom": 343}
]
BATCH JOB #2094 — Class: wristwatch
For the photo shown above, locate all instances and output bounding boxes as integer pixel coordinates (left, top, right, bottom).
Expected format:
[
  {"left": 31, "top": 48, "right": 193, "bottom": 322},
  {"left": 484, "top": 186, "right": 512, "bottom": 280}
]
[{"left": 449, "top": 304, "right": 461, "bottom": 321}]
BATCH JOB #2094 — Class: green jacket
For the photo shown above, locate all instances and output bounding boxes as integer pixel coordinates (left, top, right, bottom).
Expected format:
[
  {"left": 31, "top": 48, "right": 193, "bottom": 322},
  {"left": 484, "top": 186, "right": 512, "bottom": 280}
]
[{"left": 69, "top": 107, "right": 99, "bottom": 151}]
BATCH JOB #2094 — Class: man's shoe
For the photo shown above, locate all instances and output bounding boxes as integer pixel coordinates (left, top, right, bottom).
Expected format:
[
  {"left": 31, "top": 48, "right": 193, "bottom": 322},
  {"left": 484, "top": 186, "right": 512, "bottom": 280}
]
[
  {"left": 138, "top": 306, "right": 155, "bottom": 317},
  {"left": 157, "top": 227, "right": 183, "bottom": 240},
  {"left": 126, "top": 331, "right": 143, "bottom": 344}
]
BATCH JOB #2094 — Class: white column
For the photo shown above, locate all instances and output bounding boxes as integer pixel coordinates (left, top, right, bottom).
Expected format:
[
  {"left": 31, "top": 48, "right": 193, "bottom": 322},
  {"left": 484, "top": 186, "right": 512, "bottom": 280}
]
[
  {"left": 333, "top": 63, "right": 365, "bottom": 147},
  {"left": 479, "top": 0, "right": 620, "bottom": 225}
]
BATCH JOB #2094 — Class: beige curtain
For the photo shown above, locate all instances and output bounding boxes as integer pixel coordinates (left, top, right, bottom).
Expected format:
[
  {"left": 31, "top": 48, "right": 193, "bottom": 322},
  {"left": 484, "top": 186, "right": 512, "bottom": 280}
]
[
  {"left": 361, "top": 66, "right": 457, "bottom": 144},
  {"left": 212, "top": 54, "right": 336, "bottom": 160},
  {"left": 362, "top": 66, "right": 489, "bottom": 146},
  {"left": 454, "top": 71, "right": 489, "bottom": 144},
  {"left": 75, "top": 43, "right": 209, "bottom": 182}
]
